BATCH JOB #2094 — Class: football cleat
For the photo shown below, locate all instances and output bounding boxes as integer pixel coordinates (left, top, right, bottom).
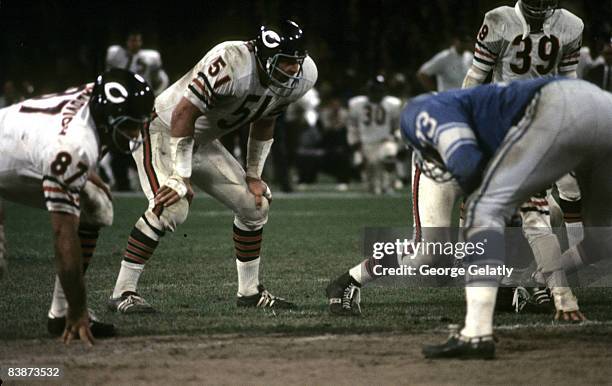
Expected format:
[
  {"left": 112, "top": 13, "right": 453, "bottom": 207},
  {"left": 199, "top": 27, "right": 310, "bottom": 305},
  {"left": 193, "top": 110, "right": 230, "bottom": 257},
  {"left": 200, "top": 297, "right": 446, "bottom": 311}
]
[
  {"left": 325, "top": 272, "right": 362, "bottom": 316},
  {"left": 512, "top": 286, "right": 553, "bottom": 313},
  {"left": 237, "top": 284, "right": 296, "bottom": 309},
  {"left": 422, "top": 325, "right": 495, "bottom": 360},
  {"left": 108, "top": 291, "right": 156, "bottom": 314},
  {"left": 47, "top": 309, "right": 116, "bottom": 338}
]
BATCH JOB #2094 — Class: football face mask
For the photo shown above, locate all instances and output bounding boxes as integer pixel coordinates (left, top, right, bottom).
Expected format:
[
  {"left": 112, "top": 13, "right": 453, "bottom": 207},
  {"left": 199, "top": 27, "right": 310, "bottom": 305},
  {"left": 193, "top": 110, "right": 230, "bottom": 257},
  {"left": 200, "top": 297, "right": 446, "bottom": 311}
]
[
  {"left": 110, "top": 116, "right": 149, "bottom": 154},
  {"left": 414, "top": 148, "right": 454, "bottom": 183}
]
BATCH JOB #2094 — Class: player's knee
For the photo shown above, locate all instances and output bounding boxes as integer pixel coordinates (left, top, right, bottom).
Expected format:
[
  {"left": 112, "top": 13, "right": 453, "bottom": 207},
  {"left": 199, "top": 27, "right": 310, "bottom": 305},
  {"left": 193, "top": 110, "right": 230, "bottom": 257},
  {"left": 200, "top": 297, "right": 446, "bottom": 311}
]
[
  {"left": 79, "top": 181, "right": 113, "bottom": 228},
  {"left": 234, "top": 198, "right": 269, "bottom": 230},
  {"left": 158, "top": 198, "right": 190, "bottom": 232}
]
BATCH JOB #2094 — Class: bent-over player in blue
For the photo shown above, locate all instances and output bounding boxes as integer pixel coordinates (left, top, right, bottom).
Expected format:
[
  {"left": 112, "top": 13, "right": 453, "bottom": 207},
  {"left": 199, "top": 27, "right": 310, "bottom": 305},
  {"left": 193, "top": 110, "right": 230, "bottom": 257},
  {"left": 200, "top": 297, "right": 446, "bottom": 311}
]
[{"left": 401, "top": 77, "right": 612, "bottom": 359}]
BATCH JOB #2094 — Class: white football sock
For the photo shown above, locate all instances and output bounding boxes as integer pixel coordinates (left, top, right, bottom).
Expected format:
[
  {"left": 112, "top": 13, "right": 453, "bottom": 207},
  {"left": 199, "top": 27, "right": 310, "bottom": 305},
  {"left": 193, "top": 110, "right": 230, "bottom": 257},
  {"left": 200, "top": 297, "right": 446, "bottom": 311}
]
[
  {"left": 112, "top": 260, "right": 144, "bottom": 298},
  {"left": 461, "top": 286, "right": 497, "bottom": 338},
  {"left": 565, "top": 222, "right": 583, "bottom": 249},
  {"left": 237, "top": 258, "right": 260, "bottom": 296},
  {"left": 48, "top": 276, "right": 68, "bottom": 318},
  {"left": 349, "top": 260, "right": 373, "bottom": 286}
]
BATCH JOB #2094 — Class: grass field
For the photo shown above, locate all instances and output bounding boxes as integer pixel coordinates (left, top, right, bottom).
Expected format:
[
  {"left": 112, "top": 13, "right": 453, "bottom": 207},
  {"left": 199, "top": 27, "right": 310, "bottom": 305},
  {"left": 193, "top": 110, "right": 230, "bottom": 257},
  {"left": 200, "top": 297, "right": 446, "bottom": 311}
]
[{"left": 1, "top": 188, "right": 612, "bottom": 384}]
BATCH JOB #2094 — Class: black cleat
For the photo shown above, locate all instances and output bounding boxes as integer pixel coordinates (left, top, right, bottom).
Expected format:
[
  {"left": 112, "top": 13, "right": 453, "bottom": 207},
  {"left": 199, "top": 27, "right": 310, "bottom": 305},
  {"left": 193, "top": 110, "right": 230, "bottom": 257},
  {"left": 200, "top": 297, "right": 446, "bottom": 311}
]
[
  {"left": 512, "top": 286, "right": 554, "bottom": 313},
  {"left": 47, "top": 309, "right": 116, "bottom": 338},
  {"left": 325, "top": 272, "right": 361, "bottom": 316},
  {"left": 422, "top": 326, "right": 495, "bottom": 360},
  {"left": 237, "top": 284, "right": 296, "bottom": 309},
  {"left": 108, "top": 291, "right": 156, "bottom": 314}
]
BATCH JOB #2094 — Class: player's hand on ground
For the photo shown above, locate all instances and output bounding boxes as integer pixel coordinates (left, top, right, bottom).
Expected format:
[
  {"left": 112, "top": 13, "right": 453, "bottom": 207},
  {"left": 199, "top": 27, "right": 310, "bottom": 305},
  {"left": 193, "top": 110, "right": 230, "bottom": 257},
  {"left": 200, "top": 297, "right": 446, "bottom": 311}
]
[
  {"left": 62, "top": 310, "right": 94, "bottom": 347},
  {"left": 155, "top": 177, "right": 194, "bottom": 207},
  {"left": 246, "top": 177, "right": 269, "bottom": 209},
  {"left": 554, "top": 309, "right": 586, "bottom": 322}
]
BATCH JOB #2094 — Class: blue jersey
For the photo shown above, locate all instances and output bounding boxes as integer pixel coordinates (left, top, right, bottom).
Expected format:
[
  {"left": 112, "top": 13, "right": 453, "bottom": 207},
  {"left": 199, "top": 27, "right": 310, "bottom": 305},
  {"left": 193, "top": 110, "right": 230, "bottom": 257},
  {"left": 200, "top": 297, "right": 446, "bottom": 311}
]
[{"left": 401, "top": 77, "right": 567, "bottom": 193}]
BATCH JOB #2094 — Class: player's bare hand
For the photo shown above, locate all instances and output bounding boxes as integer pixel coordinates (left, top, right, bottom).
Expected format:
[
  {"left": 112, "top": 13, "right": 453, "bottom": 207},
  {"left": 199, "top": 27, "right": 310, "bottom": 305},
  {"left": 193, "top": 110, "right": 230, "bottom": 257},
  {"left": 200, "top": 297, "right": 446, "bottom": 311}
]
[
  {"left": 62, "top": 310, "right": 94, "bottom": 347},
  {"left": 246, "top": 177, "right": 269, "bottom": 209},
  {"left": 155, "top": 178, "right": 193, "bottom": 207},
  {"left": 554, "top": 310, "right": 586, "bottom": 322}
]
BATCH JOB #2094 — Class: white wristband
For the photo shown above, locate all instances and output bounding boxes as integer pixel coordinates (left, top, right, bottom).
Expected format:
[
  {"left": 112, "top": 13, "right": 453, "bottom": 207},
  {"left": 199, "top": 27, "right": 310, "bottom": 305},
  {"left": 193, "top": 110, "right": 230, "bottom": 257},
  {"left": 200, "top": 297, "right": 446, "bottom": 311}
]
[
  {"left": 170, "top": 136, "right": 195, "bottom": 178},
  {"left": 164, "top": 175, "right": 188, "bottom": 198},
  {"left": 246, "top": 137, "right": 273, "bottom": 179},
  {"left": 462, "top": 67, "right": 487, "bottom": 89}
]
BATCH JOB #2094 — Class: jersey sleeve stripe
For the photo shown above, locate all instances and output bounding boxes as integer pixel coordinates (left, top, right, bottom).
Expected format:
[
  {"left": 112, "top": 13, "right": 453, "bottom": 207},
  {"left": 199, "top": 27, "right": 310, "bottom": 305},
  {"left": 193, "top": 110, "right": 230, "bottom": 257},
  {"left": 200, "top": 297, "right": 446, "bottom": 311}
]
[
  {"left": 196, "top": 72, "right": 218, "bottom": 96},
  {"left": 475, "top": 41, "right": 498, "bottom": 57},
  {"left": 475, "top": 48, "right": 496, "bottom": 60},
  {"left": 444, "top": 138, "right": 478, "bottom": 161},
  {"left": 42, "top": 176, "right": 80, "bottom": 193},
  {"left": 188, "top": 85, "right": 211, "bottom": 108},
  {"left": 474, "top": 56, "right": 496, "bottom": 67},
  {"left": 559, "top": 60, "right": 579, "bottom": 66}
]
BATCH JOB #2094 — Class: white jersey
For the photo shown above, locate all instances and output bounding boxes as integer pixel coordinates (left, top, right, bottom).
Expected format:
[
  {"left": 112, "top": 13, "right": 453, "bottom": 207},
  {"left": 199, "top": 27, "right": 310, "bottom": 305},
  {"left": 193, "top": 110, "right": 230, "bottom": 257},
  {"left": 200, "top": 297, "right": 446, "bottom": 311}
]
[
  {"left": 419, "top": 47, "right": 473, "bottom": 91},
  {"left": 106, "top": 46, "right": 169, "bottom": 94},
  {"left": 0, "top": 85, "right": 100, "bottom": 216},
  {"left": 154, "top": 41, "right": 318, "bottom": 146},
  {"left": 473, "top": 3, "right": 583, "bottom": 82},
  {"left": 347, "top": 95, "right": 402, "bottom": 146}
]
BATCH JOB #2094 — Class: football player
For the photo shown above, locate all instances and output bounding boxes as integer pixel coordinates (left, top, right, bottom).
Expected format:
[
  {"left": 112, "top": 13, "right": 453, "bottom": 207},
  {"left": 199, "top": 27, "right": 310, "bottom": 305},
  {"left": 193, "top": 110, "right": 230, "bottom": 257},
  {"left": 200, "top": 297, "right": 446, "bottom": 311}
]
[
  {"left": 462, "top": 0, "right": 584, "bottom": 309},
  {"left": 465, "top": 0, "right": 584, "bottom": 241},
  {"left": 417, "top": 33, "right": 473, "bottom": 92},
  {"left": 406, "top": 77, "right": 607, "bottom": 359},
  {"left": 106, "top": 30, "right": 169, "bottom": 96},
  {"left": 347, "top": 76, "right": 402, "bottom": 195},
  {"left": 0, "top": 69, "right": 154, "bottom": 344},
  {"left": 105, "top": 30, "right": 170, "bottom": 192},
  {"left": 108, "top": 20, "right": 318, "bottom": 313},
  {"left": 326, "top": 1, "right": 583, "bottom": 317}
]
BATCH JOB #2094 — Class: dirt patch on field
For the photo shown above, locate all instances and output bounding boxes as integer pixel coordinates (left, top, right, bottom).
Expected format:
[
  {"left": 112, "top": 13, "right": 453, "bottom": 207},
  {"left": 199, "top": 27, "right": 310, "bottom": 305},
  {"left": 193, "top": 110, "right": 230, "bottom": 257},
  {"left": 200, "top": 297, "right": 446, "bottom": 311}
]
[{"left": 1, "top": 331, "right": 611, "bottom": 385}]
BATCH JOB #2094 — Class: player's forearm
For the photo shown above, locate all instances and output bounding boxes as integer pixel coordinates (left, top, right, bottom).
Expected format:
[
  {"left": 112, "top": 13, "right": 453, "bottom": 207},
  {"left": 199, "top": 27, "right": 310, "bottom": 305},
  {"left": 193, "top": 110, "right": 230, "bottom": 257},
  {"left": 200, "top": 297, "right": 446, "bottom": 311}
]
[
  {"left": 51, "top": 212, "right": 87, "bottom": 318},
  {"left": 560, "top": 70, "right": 578, "bottom": 79},
  {"left": 462, "top": 66, "right": 489, "bottom": 89},
  {"left": 247, "top": 119, "right": 275, "bottom": 179},
  {"left": 170, "top": 98, "right": 199, "bottom": 178},
  {"left": 417, "top": 72, "right": 437, "bottom": 92}
]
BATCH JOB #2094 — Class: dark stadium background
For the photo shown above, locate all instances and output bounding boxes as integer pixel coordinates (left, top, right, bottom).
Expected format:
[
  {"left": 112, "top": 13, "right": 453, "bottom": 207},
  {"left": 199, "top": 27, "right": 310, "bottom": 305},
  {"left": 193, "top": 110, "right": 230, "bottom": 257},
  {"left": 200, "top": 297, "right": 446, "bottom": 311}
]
[{"left": 1, "top": 0, "right": 611, "bottom": 97}]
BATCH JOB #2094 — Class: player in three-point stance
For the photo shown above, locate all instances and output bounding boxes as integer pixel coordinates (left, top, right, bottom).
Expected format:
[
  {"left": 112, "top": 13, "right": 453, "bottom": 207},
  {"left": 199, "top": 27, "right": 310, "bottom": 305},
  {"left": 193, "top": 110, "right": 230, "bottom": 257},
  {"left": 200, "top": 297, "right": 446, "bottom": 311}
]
[{"left": 0, "top": 69, "right": 154, "bottom": 344}]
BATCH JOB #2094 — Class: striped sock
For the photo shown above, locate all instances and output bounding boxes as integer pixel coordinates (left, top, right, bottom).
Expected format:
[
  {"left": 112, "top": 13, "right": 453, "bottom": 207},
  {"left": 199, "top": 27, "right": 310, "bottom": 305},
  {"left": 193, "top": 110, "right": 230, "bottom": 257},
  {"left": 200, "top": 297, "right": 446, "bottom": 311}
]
[
  {"left": 124, "top": 227, "right": 159, "bottom": 265},
  {"left": 78, "top": 227, "right": 99, "bottom": 272},
  {"left": 233, "top": 224, "right": 262, "bottom": 262},
  {"left": 233, "top": 225, "right": 262, "bottom": 296},
  {"left": 112, "top": 227, "right": 159, "bottom": 298}
]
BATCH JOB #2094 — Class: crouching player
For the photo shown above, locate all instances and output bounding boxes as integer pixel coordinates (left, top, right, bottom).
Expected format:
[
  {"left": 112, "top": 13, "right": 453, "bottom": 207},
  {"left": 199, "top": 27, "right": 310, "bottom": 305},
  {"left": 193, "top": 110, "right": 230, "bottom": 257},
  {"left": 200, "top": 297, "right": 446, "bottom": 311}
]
[
  {"left": 0, "top": 69, "right": 154, "bottom": 344},
  {"left": 400, "top": 77, "right": 606, "bottom": 359},
  {"left": 108, "top": 20, "right": 317, "bottom": 312}
]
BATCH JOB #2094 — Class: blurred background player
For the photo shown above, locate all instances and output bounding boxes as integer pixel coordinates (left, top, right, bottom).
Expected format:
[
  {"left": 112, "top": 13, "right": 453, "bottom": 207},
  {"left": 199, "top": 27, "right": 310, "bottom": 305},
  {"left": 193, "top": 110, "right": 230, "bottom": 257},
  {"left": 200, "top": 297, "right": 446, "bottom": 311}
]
[
  {"left": 104, "top": 30, "right": 169, "bottom": 192},
  {"left": 108, "top": 20, "right": 317, "bottom": 313},
  {"left": 585, "top": 33, "right": 612, "bottom": 91},
  {"left": 461, "top": 0, "right": 584, "bottom": 311},
  {"left": 0, "top": 69, "right": 154, "bottom": 344},
  {"left": 347, "top": 75, "right": 402, "bottom": 195},
  {"left": 417, "top": 31, "right": 473, "bottom": 92}
]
